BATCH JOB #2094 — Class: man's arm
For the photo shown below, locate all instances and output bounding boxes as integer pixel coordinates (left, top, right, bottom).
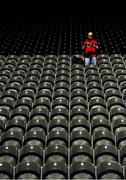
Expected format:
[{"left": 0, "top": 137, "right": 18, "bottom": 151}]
[{"left": 92, "top": 41, "right": 98, "bottom": 49}]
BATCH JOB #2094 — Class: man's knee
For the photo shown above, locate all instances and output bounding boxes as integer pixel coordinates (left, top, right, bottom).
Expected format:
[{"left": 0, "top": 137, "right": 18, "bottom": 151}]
[
  {"left": 85, "top": 58, "right": 90, "bottom": 65},
  {"left": 91, "top": 57, "right": 97, "bottom": 65}
]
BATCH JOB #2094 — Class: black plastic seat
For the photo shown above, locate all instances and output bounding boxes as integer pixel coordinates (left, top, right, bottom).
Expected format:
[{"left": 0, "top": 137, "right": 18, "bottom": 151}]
[
  {"left": 70, "top": 144, "right": 93, "bottom": 164},
  {"left": 70, "top": 106, "right": 88, "bottom": 120},
  {"left": 102, "top": 75, "right": 116, "bottom": 85},
  {"left": 5, "top": 82, "right": 20, "bottom": 93},
  {"left": 71, "top": 69, "right": 84, "bottom": 78},
  {"left": 0, "top": 70, "right": 12, "bottom": 79},
  {"left": 2, "top": 64, "right": 14, "bottom": 73},
  {"left": 70, "top": 161, "right": 95, "bottom": 179},
  {"left": 71, "top": 130, "right": 91, "bottom": 147},
  {"left": 71, "top": 89, "right": 87, "bottom": 100},
  {"left": 24, "top": 131, "right": 45, "bottom": 148},
  {"left": 43, "top": 64, "right": 56, "bottom": 73},
  {"left": 36, "top": 89, "right": 52, "bottom": 102},
  {"left": 49, "top": 118, "right": 68, "bottom": 132},
  {"left": 120, "top": 82, "right": 126, "bottom": 92},
  {"left": 110, "top": 106, "right": 126, "bottom": 122},
  {"left": 15, "top": 162, "right": 41, "bottom": 179},
  {"left": 57, "top": 64, "right": 70, "bottom": 72},
  {"left": 95, "top": 144, "right": 118, "bottom": 165},
  {"left": 53, "top": 89, "right": 69, "bottom": 100},
  {"left": 86, "top": 75, "right": 101, "bottom": 84},
  {"left": 10, "top": 107, "right": 29, "bottom": 122},
  {"left": 71, "top": 75, "right": 85, "bottom": 84},
  {"left": 20, "top": 145, "right": 43, "bottom": 165},
  {"left": 30, "top": 106, "right": 49, "bottom": 122},
  {"left": 107, "top": 97, "right": 125, "bottom": 111},
  {"left": 0, "top": 120, "right": 5, "bottom": 133},
  {"left": 0, "top": 162, "right": 13, "bottom": 179},
  {"left": 120, "top": 145, "right": 126, "bottom": 165},
  {"left": 15, "top": 64, "right": 28, "bottom": 73},
  {"left": 89, "top": 97, "right": 106, "bottom": 110},
  {"left": 52, "top": 97, "right": 69, "bottom": 110},
  {"left": 9, "top": 76, "right": 24, "bottom": 85},
  {"left": 1, "top": 90, "right": 17, "bottom": 102},
  {"left": 12, "top": 70, "right": 26, "bottom": 78},
  {"left": 29, "top": 64, "right": 42, "bottom": 73},
  {"left": 56, "top": 69, "right": 70, "bottom": 78},
  {"left": 99, "top": 64, "right": 112, "bottom": 72},
  {"left": 24, "top": 76, "right": 39, "bottom": 86},
  {"left": 70, "top": 97, "right": 87, "bottom": 109},
  {"left": 118, "top": 75, "right": 126, "bottom": 85},
  {"left": 43, "top": 161, "right": 68, "bottom": 179},
  {"left": 116, "top": 130, "right": 126, "bottom": 149},
  {"left": 42, "top": 69, "right": 55, "bottom": 78},
  {"left": 100, "top": 69, "right": 113, "bottom": 79},
  {"left": 47, "top": 130, "right": 68, "bottom": 147},
  {"left": 105, "top": 89, "right": 122, "bottom": 101},
  {"left": 33, "top": 98, "right": 51, "bottom": 111},
  {"left": 27, "top": 70, "right": 41, "bottom": 79},
  {"left": 40, "top": 75, "right": 54, "bottom": 86},
  {"left": 0, "top": 76, "right": 8, "bottom": 86},
  {"left": 1, "top": 131, "right": 22, "bottom": 148},
  {"left": 27, "top": 118, "right": 47, "bottom": 135},
  {"left": 15, "top": 98, "right": 32, "bottom": 111},
  {"left": 93, "top": 130, "right": 115, "bottom": 147},
  {"left": 91, "top": 118, "right": 111, "bottom": 134},
  {"left": 86, "top": 69, "right": 99, "bottom": 78},
  {"left": 70, "top": 117, "right": 90, "bottom": 132},
  {"left": 0, "top": 145, "right": 18, "bottom": 165},
  {"left": 71, "top": 82, "right": 86, "bottom": 92},
  {"left": 6, "top": 118, "right": 26, "bottom": 134},
  {"left": 88, "top": 89, "right": 104, "bottom": 101},
  {"left": 45, "top": 144, "right": 67, "bottom": 164},
  {"left": 97, "top": 58, "right": 110, "bottom": 66},
  {"left": 55, "top": 75, "right": 70, "bottom": 84},
  {"left": 97, "top": 161, "right": 123, "bottom": 179},
  {"left": 85, "top": 64, "right": 98, "bottom": 72},
  {"left": 0, "top": 108, "right": 10, "bottom": 123},
  {"left": 113, "top": 63, "right": 126, "bottom": 72},
  {"left": 0, "top": 98, "right": 14, "bottom": 112},
  {"left": 38, "top": 82, "right": 53, "bottom": 93},
  {"left": 113, "top": 118, "right": 126, "bottom": 135},
  {"left": 90, "top": 106, "right": 108, "bottom": 120},
  {"left": 87, "top": 82, "right": 102, "bottom": 92},
  {"left": 71, "top": 63, "right": 84, "bottom": 71},
  {"left": 45, "top": 59, "right": 57, "bottom": 66},
  {"left": 103, "top": 81, "right": 119, "bottom": 93}
]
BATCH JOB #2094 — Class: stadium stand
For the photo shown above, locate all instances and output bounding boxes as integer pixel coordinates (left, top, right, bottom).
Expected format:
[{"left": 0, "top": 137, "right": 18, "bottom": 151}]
[{"left": 0, "top": 15, "right": 126, "bottom": 179}]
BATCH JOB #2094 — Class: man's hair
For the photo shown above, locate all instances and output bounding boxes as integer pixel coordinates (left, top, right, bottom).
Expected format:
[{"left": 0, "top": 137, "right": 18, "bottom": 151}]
[{"left": 88, "top": 32, "right": 93, "bottom": 36}]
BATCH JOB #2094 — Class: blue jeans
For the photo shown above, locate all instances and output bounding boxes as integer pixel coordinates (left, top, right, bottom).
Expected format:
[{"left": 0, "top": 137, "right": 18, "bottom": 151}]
[{"left": 85, "top": 57, "right": 97, "bottom": 65}]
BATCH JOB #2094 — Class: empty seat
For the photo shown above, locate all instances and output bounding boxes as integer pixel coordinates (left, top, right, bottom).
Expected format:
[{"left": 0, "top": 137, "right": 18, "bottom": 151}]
[
  {"left": 70, "top": 144, "right": 93, "bottom": 164},
  {"left": 24, "top": 131, "right": 45, "bottom": 148},
  {"left": 20, "top": 145, "right": 43, "bottom": 165},
  {"left": 0, "top": 162, "right": 13, "bottom": 179},
  {"left": 0, "top": 145, "right": 18, "bottom": 165},
  {"left": 95, "top": 144, "right": 118, "bottom": 165},
  {"left": 15, "top": 162, "right": 41, "bottom": 179},
  {"left": 97, "top": 161, "right": 123, "bottom": 179},
  {"left": 45, "top": 144, "right": 67, "bottom": 164},
  {"left": 70, "top": 161, "right": 95, "bottom": 179},
  {"left": 93, "top": 130, "right": 115, "bottom": 147},
  {"left": 43, "top": 161, "right": 68, "bottom": 179}
]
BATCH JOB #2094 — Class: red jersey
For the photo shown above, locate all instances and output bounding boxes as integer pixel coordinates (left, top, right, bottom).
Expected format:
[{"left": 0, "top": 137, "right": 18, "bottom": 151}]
[{"left": 83, "top": 39, "right": 98, "bottom": 57}]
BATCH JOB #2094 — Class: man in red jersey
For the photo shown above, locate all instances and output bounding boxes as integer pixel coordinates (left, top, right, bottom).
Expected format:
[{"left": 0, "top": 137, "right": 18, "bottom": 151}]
[{"left": 82, "top": 32, "right": 98, "bottom": 65}]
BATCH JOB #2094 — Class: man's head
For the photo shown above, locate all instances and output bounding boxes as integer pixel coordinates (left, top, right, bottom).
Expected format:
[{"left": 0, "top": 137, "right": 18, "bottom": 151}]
[{"left": 88, "top": 32, "right": 93, "bottom": 39}]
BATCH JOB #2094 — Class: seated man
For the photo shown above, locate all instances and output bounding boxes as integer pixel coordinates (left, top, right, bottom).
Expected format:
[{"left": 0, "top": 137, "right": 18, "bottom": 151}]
[{"left": 82, "top": 32, "right": 98, "bottom": 65}]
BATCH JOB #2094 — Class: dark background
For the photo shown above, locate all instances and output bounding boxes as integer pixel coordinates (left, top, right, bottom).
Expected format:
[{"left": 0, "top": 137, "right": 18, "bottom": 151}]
[{"left": 0, "top": 0, "right": 124, "bottom": 20}]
